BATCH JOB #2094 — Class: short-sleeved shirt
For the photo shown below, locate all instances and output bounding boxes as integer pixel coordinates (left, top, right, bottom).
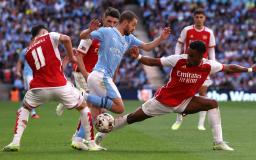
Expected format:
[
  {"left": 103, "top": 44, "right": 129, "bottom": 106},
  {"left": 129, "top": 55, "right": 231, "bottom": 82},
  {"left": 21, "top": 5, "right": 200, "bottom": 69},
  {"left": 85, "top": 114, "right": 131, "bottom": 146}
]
[
  {"left": 155, "top": 54, "right": 223, "bottom": 107},
  {"left": 19, "top": 48, "right": 33, "bottom": 76},
  {"left": 74, "top": 39, "right": 99, "bottom": 73},
  {"left": 25, "top": 32, "right": 67, "bottom": 89},
  {"left": 178, "top": 25, "right": 215, "bottom": 59},
  {"left": 90, "top": 27, "right": 143, "bottom": 77}
]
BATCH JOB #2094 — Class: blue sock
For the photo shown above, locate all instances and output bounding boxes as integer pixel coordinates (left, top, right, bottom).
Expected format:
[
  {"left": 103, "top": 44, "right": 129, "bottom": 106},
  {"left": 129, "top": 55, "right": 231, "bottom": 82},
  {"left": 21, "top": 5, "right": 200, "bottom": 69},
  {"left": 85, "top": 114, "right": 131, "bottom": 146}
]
[
  {"left": 31, "top": 108, "right": 36, "bottom": 115},
  {"left": 75, "top": 125, "right": 85, "bottom": 139},
  {"left": 87, "top": 94, "right": 113, "bottom": 110}
]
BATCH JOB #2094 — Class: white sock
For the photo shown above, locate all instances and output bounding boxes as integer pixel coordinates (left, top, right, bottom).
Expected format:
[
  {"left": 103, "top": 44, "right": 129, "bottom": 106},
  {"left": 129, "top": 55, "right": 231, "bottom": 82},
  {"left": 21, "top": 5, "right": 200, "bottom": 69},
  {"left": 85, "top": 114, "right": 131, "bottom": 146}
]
[
  {"left": 198, "top": 111, "right": 207, "bottom": 127},
  {"left": 12, "top": 107, "right": 30, "bottom": 145},
  {"left": 79, "top": 107, "right": 94, "bottom": 141},
  {"left": 176, "top": 114, "right": 183, "bottom": 122},
  {"left": 208, "top": 108, "right": 223, "bottom": 143},
  {"left": 114, "top": 114, "right": 128, "bottom": 130}
]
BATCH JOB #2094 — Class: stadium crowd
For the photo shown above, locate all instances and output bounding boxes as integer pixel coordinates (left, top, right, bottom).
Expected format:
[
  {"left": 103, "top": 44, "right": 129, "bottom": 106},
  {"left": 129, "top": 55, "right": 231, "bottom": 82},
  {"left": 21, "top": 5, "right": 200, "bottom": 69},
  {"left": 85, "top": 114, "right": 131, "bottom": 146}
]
[
  {"left": 0, "top": 0, "right": 147, "bottom": 91},
  {"left": 0, "top": 0, "right": 255, "bottom": 93},
  {"left": 140, "top": 0, "right": 256, "bottom": 91}
]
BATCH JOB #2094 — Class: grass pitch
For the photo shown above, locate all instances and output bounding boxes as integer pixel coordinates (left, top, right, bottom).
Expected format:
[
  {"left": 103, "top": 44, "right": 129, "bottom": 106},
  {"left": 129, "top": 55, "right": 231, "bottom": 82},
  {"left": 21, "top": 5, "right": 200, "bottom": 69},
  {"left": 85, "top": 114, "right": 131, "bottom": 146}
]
[{"left": 0, "top": 100, "right": 256, "bottom": 160}]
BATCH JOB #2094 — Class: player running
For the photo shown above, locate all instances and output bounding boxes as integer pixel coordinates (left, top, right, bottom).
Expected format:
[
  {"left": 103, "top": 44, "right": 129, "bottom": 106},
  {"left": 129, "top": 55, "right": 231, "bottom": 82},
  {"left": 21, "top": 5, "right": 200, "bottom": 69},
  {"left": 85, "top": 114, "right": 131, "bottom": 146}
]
[
  {"left": 2, "top": 25, "right": 93, "bottom": 152},
  {"left": 95, "top": 41, "right": 256, "bottom": 151},
  {"left": 56, "top": 7, "right": 121, "bottom": 151},
  {"left": 16, "top": 47, "right": 40, "bottom": 119},
  {"left": 172, "top": 8, "right": 216, "bottom": 131}
]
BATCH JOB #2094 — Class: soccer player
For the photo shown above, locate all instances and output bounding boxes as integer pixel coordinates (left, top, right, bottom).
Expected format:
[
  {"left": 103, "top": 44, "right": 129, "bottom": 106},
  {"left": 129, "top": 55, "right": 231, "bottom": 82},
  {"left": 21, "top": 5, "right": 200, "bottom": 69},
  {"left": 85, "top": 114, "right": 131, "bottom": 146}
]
[
  {"left": 171, "top": 8, "right": 216, "bottom": 130},
  {"left": 77, "top": 10, "right": 170, "bottom": 147},
  {"left": 96, "top": 41, "right": 256, "bottom": 151},
  {"left": 56, "top": 7, "right": 121, "bottom": 151},
  {"left": 2, "top": 25, "right": 93, "bottom": 152},
  {"left": 16, "top": 47, "right": 40, "bottom": 119}
]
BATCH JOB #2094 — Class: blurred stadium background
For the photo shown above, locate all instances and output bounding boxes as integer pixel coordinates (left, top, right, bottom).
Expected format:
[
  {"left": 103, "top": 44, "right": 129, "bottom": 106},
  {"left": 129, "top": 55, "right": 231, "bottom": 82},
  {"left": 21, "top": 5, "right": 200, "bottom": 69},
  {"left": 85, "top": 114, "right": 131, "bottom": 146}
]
[
  {"left": 0, "top": 0, "right": 256, "bottom": 160},
  {"left": 0, "top": 0, "right": 255, "bottom": 102}
]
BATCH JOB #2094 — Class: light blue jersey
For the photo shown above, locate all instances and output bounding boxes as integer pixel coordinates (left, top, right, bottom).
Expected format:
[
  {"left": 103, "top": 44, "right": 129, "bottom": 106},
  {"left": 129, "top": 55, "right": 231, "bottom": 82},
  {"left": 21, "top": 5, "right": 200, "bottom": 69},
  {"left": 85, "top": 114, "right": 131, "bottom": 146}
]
[
  {"left": 19, "top": 48, "right": 33, "bottom": 76},
  {"left": 91, "top": 27, "right": 143, "bottom": 77}
]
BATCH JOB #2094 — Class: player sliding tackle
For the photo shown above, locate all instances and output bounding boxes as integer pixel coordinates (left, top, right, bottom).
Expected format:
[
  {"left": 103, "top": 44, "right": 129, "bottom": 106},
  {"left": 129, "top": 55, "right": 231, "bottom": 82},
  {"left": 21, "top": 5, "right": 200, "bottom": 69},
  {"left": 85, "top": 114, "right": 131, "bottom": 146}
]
[{"left": 95, "top": 41, "right": 256, "bottom": 151}]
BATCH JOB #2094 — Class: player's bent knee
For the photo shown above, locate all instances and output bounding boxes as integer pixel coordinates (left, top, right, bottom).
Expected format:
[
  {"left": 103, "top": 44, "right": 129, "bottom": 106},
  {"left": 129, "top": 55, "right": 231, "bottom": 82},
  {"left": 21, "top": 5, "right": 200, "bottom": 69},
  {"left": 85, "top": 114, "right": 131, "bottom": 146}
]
[{"left": 209, "top": 99, "right": 218, "bottom": 109}]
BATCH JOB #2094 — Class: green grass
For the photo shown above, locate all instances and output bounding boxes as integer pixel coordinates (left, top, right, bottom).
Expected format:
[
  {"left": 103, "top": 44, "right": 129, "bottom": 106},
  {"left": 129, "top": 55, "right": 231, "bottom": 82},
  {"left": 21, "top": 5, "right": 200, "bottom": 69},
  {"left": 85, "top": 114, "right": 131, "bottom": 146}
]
[{"left": 0, "top": 100, "right": 256, "bottom": 160}]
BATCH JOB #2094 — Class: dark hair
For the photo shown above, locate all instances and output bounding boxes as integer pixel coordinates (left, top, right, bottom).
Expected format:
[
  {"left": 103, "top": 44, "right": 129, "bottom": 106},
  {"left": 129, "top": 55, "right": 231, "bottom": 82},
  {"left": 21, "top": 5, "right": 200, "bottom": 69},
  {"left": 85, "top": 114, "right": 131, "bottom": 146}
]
[
  {"left": 119, "top": 10, "right": 137, "bottom": 23},
  {"left": 193, "top": 8, "right": 205, "bottom": 16},
  {"left": 104, "top": 7, "right": 120, "bottom": 19},
  {"left": 189, "top": 41, "right": 206, "bottom": 55},
  {"left": 31, "top": 25, "right": 47, "bottom": 38}
]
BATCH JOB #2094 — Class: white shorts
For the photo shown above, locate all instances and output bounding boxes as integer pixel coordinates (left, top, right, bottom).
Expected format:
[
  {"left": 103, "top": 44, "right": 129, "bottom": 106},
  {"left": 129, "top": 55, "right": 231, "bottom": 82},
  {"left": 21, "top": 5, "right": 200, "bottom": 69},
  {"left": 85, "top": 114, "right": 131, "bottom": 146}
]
[
  {"left": 202, "top": 76, "right": 212, "bottom": 87},
  {"left": 72, "top": 72, "right": 89, "bottom": 91},
  {"left": 24, "top": 82, "right": 84, "bottom": 109},
  {"left": 23, "top": 75, "right": 33, "bottom": 90},
  {"left": 87, "top": 71, "right": 121, "bottom": 98},
  {"left": 142, "top": 97, "right": 192, "bottom": 117}
]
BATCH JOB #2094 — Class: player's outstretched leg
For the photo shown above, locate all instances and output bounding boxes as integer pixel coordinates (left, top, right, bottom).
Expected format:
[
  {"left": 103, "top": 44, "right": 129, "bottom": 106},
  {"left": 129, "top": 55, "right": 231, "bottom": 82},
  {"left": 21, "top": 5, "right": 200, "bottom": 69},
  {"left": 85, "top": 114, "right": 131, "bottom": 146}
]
[
  {"left": 2, "top": 107, "right": 30, "bottom": 152},
  {"left": 198, "top": 111, "right": 207, "bottom": 130},
  {"left": 171, "top": 114, "right": 183, "bottom": 130}
]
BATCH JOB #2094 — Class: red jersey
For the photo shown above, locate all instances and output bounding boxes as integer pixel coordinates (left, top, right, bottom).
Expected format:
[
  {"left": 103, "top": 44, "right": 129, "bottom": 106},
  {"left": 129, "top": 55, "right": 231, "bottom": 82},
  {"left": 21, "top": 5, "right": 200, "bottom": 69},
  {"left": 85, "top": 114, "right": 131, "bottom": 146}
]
[
  {"left": 178, "top": 25, "right": 215, "bottom": 58},
  {"left": 25, "top": 32, "right": 67, "bottom": 89},
  {"left": 155, "top": 54, "right": 223, "bottom": 107},
  {"left": 74, "top": 39, "right": 99, "bottom": 73}
]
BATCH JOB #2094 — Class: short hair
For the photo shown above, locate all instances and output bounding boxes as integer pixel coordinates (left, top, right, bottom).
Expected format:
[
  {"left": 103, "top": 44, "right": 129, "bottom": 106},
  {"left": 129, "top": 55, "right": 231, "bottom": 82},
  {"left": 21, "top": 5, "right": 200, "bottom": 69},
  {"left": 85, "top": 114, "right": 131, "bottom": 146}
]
[
  {"left": 193, "top": 8, "right": 205, "bottom": 16},
  {"left": 31, "top": 25, "right": 47, "bottom": 38},
  {"left": 189, "top": 41, "right": 206, "bottom": 55},
  {"left": 104, "top": 7, "right": 120, "bottom": 19},
  {"left": 119, "top": 10, "right": 137, "bottom": 23}
]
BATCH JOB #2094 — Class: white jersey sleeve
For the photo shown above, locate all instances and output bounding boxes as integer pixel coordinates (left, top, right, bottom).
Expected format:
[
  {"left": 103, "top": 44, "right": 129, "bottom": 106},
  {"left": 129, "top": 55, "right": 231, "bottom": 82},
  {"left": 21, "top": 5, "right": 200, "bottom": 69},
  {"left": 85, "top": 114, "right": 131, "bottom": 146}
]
[
  {"left": 160, "top": 54, "right": 185, "bottom": 67},
  {"left": 177, "top": 27, "right": 188, "bottom": 44},
  {"left": 49, "top": 32, "right": 60, "bottom": 49},
  {"left": 209, "top": 29, "right": 216, "bottom": 47},
  {"left": 77, "top": 39, "right": 92, "bottom": 54},
  {"left": 209, "top": 60, "right": 223, "bottom": 74}
]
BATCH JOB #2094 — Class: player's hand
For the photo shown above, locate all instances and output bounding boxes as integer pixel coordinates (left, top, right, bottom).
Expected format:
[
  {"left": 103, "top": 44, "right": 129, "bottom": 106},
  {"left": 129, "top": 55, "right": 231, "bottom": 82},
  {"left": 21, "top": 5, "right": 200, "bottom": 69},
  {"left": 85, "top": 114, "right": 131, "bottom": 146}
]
[
  {"left": 129, "top": 46, "right": 140, "bottom": 59},
  {"left": 251, "top": 64, "right": 256, "bottom": 72},
  {"left": 160, "top": 27, "right": 171, "bottom": 41},
  {"left": 89, "top": 19, "right": 101, "bottom": 32}
]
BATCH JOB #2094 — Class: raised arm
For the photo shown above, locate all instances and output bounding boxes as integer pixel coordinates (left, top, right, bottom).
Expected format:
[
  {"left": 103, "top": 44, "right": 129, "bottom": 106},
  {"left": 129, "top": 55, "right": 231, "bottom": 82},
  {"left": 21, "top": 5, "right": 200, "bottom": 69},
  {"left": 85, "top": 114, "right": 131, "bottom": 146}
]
[
  {"left": 140, "top": 27, "right": 171, "bottom": 51},
  {"left": 80, "top": 19, "right": 101, "bottom": 39}
]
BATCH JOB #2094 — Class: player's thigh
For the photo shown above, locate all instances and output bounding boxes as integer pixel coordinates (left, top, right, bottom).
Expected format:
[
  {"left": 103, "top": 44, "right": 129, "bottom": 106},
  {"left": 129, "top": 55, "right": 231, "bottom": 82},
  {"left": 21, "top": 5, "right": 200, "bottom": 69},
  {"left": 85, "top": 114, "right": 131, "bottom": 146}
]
[
  {"left": 24, "top": 88, "right": 52, "bottom": 108},
  {"left": 183, "top": 96, "right": 217, "bottom": 114},
  {"left": 141, "top": 97, "right": 175, "bottom": 117},
  {"left": 54, "top": 82, "right": 84, "bottom": 109},
  {"left": 72, "top": 72, "right": 89, "bottom": 91},
  {"left": 88, "top": 71, "right": 121, "bottom": 99}
]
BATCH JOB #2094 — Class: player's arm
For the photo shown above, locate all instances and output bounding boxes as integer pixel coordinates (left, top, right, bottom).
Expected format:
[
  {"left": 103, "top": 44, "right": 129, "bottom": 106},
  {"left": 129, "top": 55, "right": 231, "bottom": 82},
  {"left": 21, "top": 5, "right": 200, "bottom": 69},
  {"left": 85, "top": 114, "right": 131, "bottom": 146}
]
[
  {"left": 140, "top": 27, "right": 171, "bottom": 51},
  {"left": 59, "top": 34, "right": 77, "bottom": 63},
  {"left": 129, "top": 46, "right": 161, "bottom": 66},
  {"left": 174, "top": 42, "right": 183, "bottom": 55},
  {"left": 76, "top": 51, "right": 89, "bottom": 80},
  {"left": 16, "top": 59, "right": 22, "bottom": 77},
  {"left": 222, "top": 64, "right": 254, "bottom": 73},
  {"left": 80, "top": 19, "right": 101, "bottom": 39}
]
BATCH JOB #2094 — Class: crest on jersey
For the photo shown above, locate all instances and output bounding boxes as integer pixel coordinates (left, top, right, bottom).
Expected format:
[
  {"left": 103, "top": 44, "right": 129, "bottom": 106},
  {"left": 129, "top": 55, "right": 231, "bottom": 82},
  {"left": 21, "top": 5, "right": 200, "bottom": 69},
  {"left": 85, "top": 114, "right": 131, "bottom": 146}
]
[
  {"left": 190, "top": 35, "right": 194, "bottom": 38},
  {"left": 181, "top": 65, "right": 186, "bottom": 69},
  {"left": 203, "top": 35, "right": 208, "bottom": 40}
]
